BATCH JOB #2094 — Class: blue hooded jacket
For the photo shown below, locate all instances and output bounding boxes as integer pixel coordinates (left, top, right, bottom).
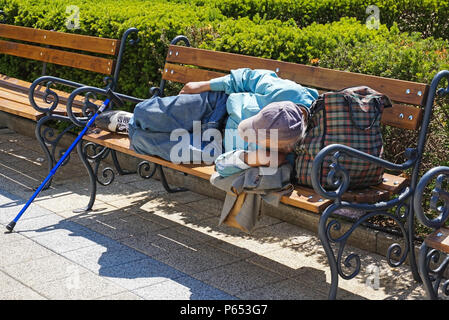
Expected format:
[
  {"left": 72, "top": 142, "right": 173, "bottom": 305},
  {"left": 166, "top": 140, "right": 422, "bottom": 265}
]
[{"left": 209, "top": 68, "right": 319, "bottom": 152}]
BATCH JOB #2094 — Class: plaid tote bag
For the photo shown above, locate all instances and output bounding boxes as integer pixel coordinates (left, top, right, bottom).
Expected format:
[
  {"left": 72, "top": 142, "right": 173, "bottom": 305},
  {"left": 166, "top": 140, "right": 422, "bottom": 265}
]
[{"left": 294, "top": 86, "right": 392, "bottom": 189}]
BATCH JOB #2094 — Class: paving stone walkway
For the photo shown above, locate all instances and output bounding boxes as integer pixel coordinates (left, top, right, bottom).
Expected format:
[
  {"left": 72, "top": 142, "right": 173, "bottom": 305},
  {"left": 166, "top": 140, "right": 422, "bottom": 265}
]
[{"left": 0, "top": 128, "right": 441, "bottom": 300}]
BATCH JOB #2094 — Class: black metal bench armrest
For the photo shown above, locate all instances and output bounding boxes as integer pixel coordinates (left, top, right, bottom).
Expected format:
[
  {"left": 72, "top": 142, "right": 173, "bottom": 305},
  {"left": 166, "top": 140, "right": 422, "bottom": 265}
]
[
  {"left": 414, "top": 166, "right": 449, "bottom": 230},
  {"left": 311, "top": 143, "right": 417, "bottom": 201},
  {"left": 29, "top": 76, "right": 89, "bottom": 114},
  {"left": 65, "top": 85, "right": 144, "bottom": 127},
  {"left": 28, "top": 27, "right": 139, "bottom": 116}
]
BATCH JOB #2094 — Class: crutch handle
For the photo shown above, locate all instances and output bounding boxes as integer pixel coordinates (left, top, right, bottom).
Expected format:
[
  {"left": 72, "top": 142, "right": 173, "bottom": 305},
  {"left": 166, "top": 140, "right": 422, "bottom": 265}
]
[{"left": 105, "top": 88, "right": 124, "bottom": 108}]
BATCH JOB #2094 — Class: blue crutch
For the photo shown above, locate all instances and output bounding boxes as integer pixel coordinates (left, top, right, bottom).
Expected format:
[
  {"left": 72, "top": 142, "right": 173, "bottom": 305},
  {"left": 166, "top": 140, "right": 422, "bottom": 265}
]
[{"left": 5, "top": 88, "right": 124, "bottom": 232}]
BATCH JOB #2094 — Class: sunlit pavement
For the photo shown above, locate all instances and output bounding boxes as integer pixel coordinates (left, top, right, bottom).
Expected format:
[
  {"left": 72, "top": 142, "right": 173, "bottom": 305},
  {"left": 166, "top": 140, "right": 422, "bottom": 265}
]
[{"left": 0, "top": 128, "right": 436, "bottom": 300}]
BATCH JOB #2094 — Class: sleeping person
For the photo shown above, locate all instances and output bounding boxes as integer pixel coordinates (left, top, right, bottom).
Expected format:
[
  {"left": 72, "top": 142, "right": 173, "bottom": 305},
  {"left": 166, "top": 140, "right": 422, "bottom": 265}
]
[{"left": 94, "top": 68, "right": 318, "bottom": 166}]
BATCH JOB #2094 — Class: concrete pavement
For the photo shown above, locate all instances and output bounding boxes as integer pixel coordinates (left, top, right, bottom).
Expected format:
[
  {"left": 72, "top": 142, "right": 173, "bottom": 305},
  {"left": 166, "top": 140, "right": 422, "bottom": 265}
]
[{"left": 0, "top": 127, "right": 440, "bottom": 300}]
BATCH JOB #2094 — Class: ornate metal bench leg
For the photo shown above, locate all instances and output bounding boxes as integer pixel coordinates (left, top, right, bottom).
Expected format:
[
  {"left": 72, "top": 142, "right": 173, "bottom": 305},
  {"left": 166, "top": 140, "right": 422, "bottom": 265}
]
[
  {"left": 138, "top": 160, "right": 157, "bottom": 179},
  {"left": 74, "top": 141, "right": 115, "bottom": 213},
  {"left": 74, "top": 141, "right": 96, "bottom": 213},
  {"left": 111, "top": 149, "right": 136, "bottom": 175},
  {"left": 35, "top": 116, "right": 55, "bottom": 191},
  {"left": 407, "top": 209, "right": 422, "bottom": 282},
  {"left": 157, "top": 164, "right": 188, "bottom": 193},
  {"left": 318, "top": 204, "right": 340, "bottom": 300},
  {"left": 418, "top": 242, "right": 449, "bottom": 300},
  {"left": 137, "top": 161, "right": 187, "bottom": 193},
  {"left": 35, "top": 114, "right": 77, "bottom": 191},
  {"left": 414, "top": 166, "right": 449, "bottom": 299},
  {"left": 318, "top": 203, "right": 411, "bottom": 299}
]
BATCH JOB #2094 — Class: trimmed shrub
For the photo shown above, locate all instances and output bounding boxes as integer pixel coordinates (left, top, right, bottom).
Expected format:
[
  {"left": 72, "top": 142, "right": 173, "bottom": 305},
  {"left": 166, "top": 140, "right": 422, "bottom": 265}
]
[
  {"left": 1, "top": 1, "right": 447, "bottom": 91},
  {"left": 202, "top": 17, "right": 449, "bottom": 171},
  {"left": 0, "top": 0, "right": 447, "bottom": 170},
  {"left": 203, "top": 17, "right": 449, "bottom": 83},
  {"left": 167, "top": 0, "right": 449, "bottom": 40},
  {"left": 317, "top": 23, "right": 449, "bottom": 170},
  {"left": 0, "top": 0, "right": 225, "bottom": 98}
]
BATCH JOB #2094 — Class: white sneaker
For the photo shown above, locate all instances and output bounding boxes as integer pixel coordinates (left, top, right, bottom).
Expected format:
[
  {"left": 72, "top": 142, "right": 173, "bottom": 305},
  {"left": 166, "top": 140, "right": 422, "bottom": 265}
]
[{"left": 95, "top": 110, "right": 132, "bottom": 134}]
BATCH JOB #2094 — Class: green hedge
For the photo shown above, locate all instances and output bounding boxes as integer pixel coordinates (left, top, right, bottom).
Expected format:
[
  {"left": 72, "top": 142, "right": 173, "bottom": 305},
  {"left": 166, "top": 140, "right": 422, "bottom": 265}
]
[
  {"left": 0, "top": 0, "right": 448, "bottom": 170},
  {"left": 2, "top": 1, "right": 447, "bottom": 89},
  {"left": 203, "top": 16, "right": 449, "bottom": 84},
  {"left": 167, "top": 0, "right": 449, "bottom": 40},
  {"left": 201, "top": 16, "right": 449, "bottom": 169},
  {"left": 0, "top": 0, "right": 225, "bottom": 98}
]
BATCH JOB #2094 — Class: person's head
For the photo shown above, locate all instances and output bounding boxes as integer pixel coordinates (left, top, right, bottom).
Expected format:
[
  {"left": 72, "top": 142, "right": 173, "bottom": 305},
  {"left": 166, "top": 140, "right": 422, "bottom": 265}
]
[{"left": 237, "top": 101, "right": 308, "bottom": 153}]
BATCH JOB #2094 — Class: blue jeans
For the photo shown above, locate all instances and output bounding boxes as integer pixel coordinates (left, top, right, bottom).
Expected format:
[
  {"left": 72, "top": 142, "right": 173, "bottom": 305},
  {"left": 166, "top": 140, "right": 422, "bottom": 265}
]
[{"left": 128, "top": 91, "right": 229, "bottom": 162}]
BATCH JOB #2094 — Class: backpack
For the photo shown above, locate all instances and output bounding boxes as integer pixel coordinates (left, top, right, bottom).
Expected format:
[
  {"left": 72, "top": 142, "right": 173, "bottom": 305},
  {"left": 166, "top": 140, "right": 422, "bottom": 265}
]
[{"left": 294, "top": 86, "right": 392, "bottom": 190}]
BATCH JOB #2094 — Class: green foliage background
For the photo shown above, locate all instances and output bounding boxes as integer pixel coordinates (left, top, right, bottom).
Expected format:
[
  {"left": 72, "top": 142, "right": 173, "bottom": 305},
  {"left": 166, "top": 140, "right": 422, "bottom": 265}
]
[
  {"left": 168, "top": 0, "right": 449, "bottom": 39},
  {"left": 0, "top": 0, "right": 448, "bottom": 171}
]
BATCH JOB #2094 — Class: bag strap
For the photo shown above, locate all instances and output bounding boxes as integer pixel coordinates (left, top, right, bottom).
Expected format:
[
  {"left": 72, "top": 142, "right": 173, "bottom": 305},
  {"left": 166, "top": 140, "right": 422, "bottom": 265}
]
[
  {"left": 344, "top": 95, "right": 382, "bottom": 131},
  {"left": 301, "top": 97, "right": 324, "bottom": 133}
]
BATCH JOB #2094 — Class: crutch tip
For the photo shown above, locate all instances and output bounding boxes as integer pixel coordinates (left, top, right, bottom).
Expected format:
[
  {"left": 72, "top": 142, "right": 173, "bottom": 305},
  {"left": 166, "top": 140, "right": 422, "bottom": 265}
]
[{"left": 5, "top": 221, "right": 16, "bottom": 233}]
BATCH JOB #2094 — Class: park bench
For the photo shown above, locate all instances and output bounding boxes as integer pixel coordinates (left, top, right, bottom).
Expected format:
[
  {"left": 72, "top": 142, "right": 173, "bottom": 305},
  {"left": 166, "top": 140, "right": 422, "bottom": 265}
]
[
  {"left": 0, "top": 13, "right": 138, "bottom": 180},
  {"left": 414, "top": 165, "right": 449, "bottom": 300},
  {"left": 32, "top": 35, "right": 448, "bottom": 299}
]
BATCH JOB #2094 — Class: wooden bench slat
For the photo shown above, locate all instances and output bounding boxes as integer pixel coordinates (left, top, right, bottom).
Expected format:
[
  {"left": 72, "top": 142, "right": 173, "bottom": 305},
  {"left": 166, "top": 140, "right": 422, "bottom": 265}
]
[
  {"left": 280, "top": 67, "right": 428, "bottom": 107},
  {"left": 425, "top": 227, "right": 449, "bottom": 254},
  {"left": 372, "top": 172, "right": 409, "bottom": 193},
  {"left": 0, "top": 88, "right": 81, "bottom": 116},
  {"left": 0, "top": 74, "right": 82, "bottom": 102},
  {"left": 341, "top": 188, "right": 390, "bottom": 203},
  {"left": 0, "top": 75, "right": 31, "bottom": 94},
  {"left": 83, "top": 130, "right": 410, "bottom": 213},
  {"left": 281, "top": 186, "right": 331, "bottom": 213},
  {"left": 162, "top": 63, "right": 226, "bottom": 83},
  {"left": 381, "top": 104, "right": 423, "bottom": 130},
  {"left": 163, "top": 64, "right": 422, "bottom": 131},
  {"left": 0, "top": 74, "right": 86, "bottom": 109},
  {"left": 0, "top": 87, "right": 36, "bottom": 104},
  {"left": 83, "top": 130, "right": 327, "bottom": 213},
  {"left": 0, "top": 40, "right": 115, "bottom": 74},
  {"left": 0, "top": 75, "right": 85, "bottom": 120},
  {"left": 0, "top": 94, "right": 83, "bottom": 121},
  {"left": 0, "top": 74, "right": 82, "bottom": 103},
  {"left": 0, "top": 86, "right": 58, "bottom": 111},
  {"left": 0, "top": 96, "right": 42, "bottom": 120},
  {"left": 0, "top": 24, "right": 120, "bottom": 56},
  {"left": 0, "top": 97, "right": 78, "bottom": 120},
  {"left": 166, "top": 45, "right": 429, "bottom": 106}
]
